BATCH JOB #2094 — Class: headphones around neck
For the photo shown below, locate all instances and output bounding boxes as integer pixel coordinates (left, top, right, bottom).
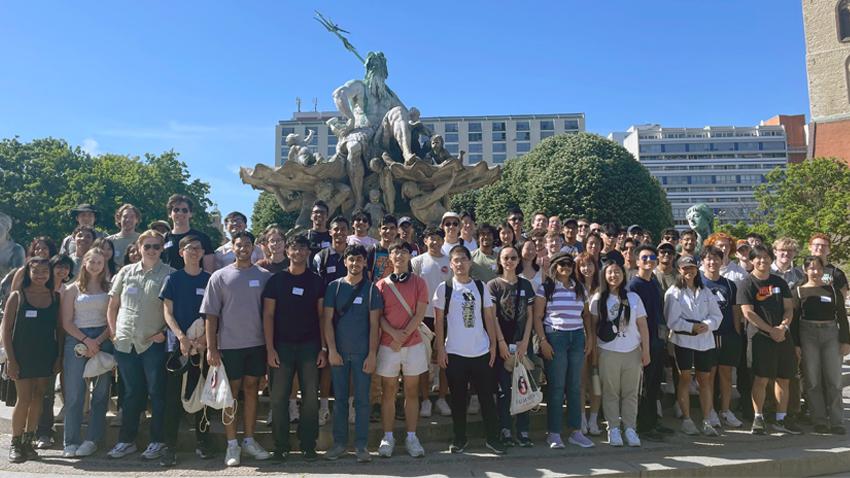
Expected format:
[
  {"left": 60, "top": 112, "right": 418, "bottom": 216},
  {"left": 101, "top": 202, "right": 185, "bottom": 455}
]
[{"left": 389, "top": 272, "right": 410, "bottom": 283}]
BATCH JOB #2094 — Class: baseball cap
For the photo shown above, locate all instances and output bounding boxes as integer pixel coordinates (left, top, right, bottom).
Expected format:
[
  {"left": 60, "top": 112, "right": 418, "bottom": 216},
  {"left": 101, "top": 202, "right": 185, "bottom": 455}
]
[
  {"left": 627, "top": 224, "right": 643, "bottom": 234},
  {"left": 563, "top": 218, "right": 578, "bottom": 227},
  {"left": 398, "top": 216, "right": 413, "bottom": 226},
  {"left": 677, "top": 255, "right": 698, "bottom": 268},
  {"left": 441, "top": 211, "right": 461, "bottom": 225}
]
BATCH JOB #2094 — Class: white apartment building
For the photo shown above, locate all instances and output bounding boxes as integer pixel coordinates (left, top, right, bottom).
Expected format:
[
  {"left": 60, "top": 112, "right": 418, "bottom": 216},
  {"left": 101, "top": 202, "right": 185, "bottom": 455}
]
[
  {"left": 610, "top": 124, "right": 788, "bottom": 228},
  {"left": 276, "top": 112, "right": 585, "bottom": 166}
]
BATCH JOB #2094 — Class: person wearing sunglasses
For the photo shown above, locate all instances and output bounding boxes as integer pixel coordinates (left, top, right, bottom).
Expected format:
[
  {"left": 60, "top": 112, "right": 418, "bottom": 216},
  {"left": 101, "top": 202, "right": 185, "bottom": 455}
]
[
  {"left": 161, "top": 194, "right": 214, "bottom": 273},
  {"left": 106, "top": 230, "right": 174, "bottom": 460},
  {"left": 440, "top": 212, "right": 464, "bottom": 256}
]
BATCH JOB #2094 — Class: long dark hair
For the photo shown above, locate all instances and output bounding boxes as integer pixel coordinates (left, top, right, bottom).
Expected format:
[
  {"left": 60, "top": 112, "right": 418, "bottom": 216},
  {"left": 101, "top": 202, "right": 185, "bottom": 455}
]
[
  {"left": 496, "top": 222, "right": 516, "bottom": 248},
  {"left": 92, "top": 237, "right": 118, "bottom": 276},
  {"left": 27, "top": 236, "right": 58, "bottom": 259},
  {"left": 575, "top": 252, "right": 600, "bottom": 294},
  {"left": 22, "top": 256, "right": 54, "bottom": 291},
  {"left": 674, "top": 266, "right": 704, "bottom": 290},
  {"left": 598, "top": 261, "right": 630, "bottom": 325}
]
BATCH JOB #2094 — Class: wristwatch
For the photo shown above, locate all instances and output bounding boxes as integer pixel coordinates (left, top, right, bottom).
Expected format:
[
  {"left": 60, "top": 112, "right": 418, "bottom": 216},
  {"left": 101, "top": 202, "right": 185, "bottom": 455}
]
[{"left": 321, "top": 346, "right": 329, "bottom": 352}]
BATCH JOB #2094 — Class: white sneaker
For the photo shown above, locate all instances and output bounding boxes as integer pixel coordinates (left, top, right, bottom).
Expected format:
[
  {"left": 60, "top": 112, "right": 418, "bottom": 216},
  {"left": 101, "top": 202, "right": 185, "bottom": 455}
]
[
  {"left": 319, "top": 407, "right": 330, "bottom": 426},
  {"left": 225, "top": 444, "right": 241, "bottom": 467},
  {"left": 62, "top": 444, "right": 79, "bottom": 458},
  {"left": 378, "top": 437, "right": 395, "bottom": 458},
  {"left": 588, "top": 418, "right": 602, "bottom": 436},
  {"left": 624, "top": 428, "right": 641, "bottom": 447},
  {"left": 702, "top": 420, "right": 720, "bottom": 437},
  {"left": 467, "top": 395, "right": 480, "bottom": 415},
  {"left": 435, "top": 398, "right": 452, "bottom": 416},
  {"left": 608, "top": 427, "right": 623, "bottom": 447},
  {"left": 405, "top": 435, "right": 425, "bottom": 457},
  {"left": 75, "top": 440, "right": 97, "bottom": 457},
  {"left": 420, "top": 399, "right": 432, "bottom": 418},
  {"left": 141, "top": 442, "right": 166, "bottom": 460},
  {"left": 681, "top": 417, "right": 699, "bottom": 436},
  {"left": 657, "top": 400, "right": 664, "bottom": 418},
  {"left": 721, "top": 410, "right": 743, "bottom": 428},
  {"left": 107, "top": 442, "right": 137, "bottom": 459},
  {"left": 289, "top": 400, "right": 300, "bottom": 423},
  {"left": 708, "top": 409, "right": 721, "bottom": 428},
  {"left": 242, "top": 439, "right": 270, "bottom": 460}
]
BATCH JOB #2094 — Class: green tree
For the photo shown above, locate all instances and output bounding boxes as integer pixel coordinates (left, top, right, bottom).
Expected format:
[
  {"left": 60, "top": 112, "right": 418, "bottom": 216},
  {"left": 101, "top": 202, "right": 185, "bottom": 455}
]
[
  {"left": 755, "top": 157, "right": 850, "bottom": 263},
  {"left": 449, "top": 189, "right": 479, "bottom": 219},
  {"left": 251, "top": 191, "right": 298, "bottom": 236},
  {"left": 474, "top": 133, "right": 673, "bottom": 236},
  {"left": 0, "top": 137, "right": 221, "bottom": 245}
]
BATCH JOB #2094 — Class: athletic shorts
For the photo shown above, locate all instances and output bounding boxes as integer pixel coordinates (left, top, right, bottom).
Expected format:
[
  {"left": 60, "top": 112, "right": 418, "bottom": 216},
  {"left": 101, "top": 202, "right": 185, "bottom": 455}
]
[
  {"left": 714, "top": 333, "right": 742, "bottom": 367},
  {"left": 674, "top": 345, "right": 717, "bottom": 373},
  {"left": 376, "top": 343, "right": 429, "bottom": 377},
  {"left": 750, "top": 333, "right": 795, "bottom": 380},
  {"left": 221, "top": 345, "right": 267, "bottom": 380}
]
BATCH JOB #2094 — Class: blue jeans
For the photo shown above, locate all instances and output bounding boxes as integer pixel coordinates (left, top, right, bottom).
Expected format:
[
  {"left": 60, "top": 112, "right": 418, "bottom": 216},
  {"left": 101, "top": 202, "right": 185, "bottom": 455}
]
[
  {"left": 114, "top": 342, "right": 166, "bottom": 443},
  {"left": 330, "top": 352, "right": 371, "bottom": 449},
  {"left": 543, "top": 327, "right": 586, "bottom": 433},
  {"left": 63, "top": 326, "right": 114, "bottom": 446},
  {"left": 496, "top": 356, "right": 530, "bottom": 435}
]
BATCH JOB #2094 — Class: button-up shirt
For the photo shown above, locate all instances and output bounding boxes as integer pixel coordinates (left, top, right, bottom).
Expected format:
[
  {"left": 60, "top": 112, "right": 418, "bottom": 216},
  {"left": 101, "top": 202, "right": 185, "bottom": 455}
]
[
  {"left": 771, "top": 261, "right": 805, "bottom": 289},
  {"left": 109, "top": 261, "right": 174, "bottom": 354}
]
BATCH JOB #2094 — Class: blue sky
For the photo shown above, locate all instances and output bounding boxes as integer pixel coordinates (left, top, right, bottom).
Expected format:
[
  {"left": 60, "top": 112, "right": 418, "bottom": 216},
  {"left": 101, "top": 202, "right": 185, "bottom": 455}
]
[{"left": 0, "top": 1, "right": 809, "bottom": 224}]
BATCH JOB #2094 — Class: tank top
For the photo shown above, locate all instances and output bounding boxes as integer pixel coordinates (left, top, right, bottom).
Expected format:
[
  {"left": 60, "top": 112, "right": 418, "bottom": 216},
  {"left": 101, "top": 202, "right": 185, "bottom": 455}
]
[{"left": 74, "top": 291, "right": 109, "bottom": 328}]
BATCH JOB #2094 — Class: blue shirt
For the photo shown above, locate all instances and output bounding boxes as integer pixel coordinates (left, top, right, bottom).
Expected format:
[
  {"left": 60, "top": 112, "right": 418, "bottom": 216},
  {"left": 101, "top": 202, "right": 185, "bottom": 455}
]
[
  {"left": 323, "top": 278, "right": 383, "bottom": 355},
  {"left": 159, "top": 269, "right": 211, "bottom": 352},
  {"left": 627, "top": 274, "right": 665, "bottom": 350},
  {"left": 701, "top": 273, "right": 738, "bottom": 336}
]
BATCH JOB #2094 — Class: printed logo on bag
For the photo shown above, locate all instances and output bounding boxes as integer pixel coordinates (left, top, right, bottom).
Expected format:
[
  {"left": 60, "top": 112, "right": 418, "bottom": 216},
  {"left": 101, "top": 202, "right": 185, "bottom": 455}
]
[{"left": 518, "top": 376, "right": 528, "bottom": 395}]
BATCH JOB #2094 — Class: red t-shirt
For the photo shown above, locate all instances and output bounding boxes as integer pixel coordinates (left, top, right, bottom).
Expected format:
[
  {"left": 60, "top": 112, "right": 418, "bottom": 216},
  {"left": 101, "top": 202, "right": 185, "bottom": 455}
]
[{"left": 376, "top": 275, "right": 429, "bottom": 347}]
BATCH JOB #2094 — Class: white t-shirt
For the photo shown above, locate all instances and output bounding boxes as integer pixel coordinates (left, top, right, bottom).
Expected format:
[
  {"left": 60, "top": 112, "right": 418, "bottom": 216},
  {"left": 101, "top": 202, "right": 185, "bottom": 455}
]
[
  {"left": 441, "top": 240, "right": 462, "bottom": 257},
  {"left": 347, "top": 235, "right": 379, "bottom": 249},
  {"left": 520, "top": 268, "right": 543, "bottom": 295},
  {"left": 433, "top": 278, "right": 493, "bottom": 358},
  {"left": 590, "top": 291, "right": 646, "bottom": 353},
  {"left": 411, "top": 252, "right": 452, "bottom": 318}
]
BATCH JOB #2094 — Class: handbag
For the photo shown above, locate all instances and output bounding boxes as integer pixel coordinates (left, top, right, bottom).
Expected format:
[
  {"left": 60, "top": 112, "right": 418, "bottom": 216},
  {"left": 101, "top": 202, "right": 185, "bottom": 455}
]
[
  {"left": 509, "top": 354, "right": 543, "bottom": 415},
  {"left": 597, "top": 301, "right": 625, "bottom": 343},
  {"left": 182, "top": 367, "right": 205, "bottom": 414}
]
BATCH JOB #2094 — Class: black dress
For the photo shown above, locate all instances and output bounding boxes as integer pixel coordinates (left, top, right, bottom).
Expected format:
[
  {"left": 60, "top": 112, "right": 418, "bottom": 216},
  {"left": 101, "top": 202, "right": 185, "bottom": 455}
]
[{"left": 11, "top": 291, "right": 59, "bottom": 379}]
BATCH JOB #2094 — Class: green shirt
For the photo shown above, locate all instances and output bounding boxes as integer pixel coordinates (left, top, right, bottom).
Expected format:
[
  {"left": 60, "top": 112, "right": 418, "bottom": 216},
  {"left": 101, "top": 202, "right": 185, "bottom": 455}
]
[
  {"left": 470, "top": 248, "right": 498, "bottom": 283},
  {"left": 109, "top": 261, "right": 174, "bottom": 353},
  {"left": 106, "top": 232, "right": 140, "bottom": 267}
]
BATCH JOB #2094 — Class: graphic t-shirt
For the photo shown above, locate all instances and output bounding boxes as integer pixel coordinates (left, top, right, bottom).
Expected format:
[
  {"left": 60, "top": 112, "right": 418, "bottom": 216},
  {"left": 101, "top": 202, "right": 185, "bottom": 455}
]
[
  {"left": 737, "top": 273, "right": 792, "bottom": 329},
  {"left": 590, "top": 291, "right": 646, "bottom": 353},
  {"left": 488, "top": 277, "right": 535, "bottom": 343},
  {"left": 324, "top": 278, "right": 383, "bottom": 354},
  {"left": 701, "top": 273, "right": 738, "bottom": 336},
  {"left": 159, "top": 269, "right": 211, "bottom": 352},
  {"left": 433, "top": 278, "right": 493, "bottom": 358},
  {"left": 376, "top": 275, "right": 428, "bottom": 347},
  {"left": 368, "top": 246, "right": 393, "bottom": 282}
]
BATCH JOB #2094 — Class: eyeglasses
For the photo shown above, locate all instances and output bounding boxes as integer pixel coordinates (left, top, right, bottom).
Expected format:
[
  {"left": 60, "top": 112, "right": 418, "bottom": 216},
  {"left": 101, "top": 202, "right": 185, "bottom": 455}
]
[
  {"left": 638, "top": 255, "right": 657, "bottom": 262},
  {"left": 171, "top": 207, "right": 190, "bottom": 214},
  {"left": 508, "top": 217, "right": 523, "bottom": 223},
  {"left": 182, "top": 245, "right": 203, "bottom": 252},
  {"left": 444, "top": 222, "right": 459, "bottom": 227},
  {"left": 142, "top": 243, "right": 162, "bottom": 251},
  {"left": 577, "top": 224, "right": 589, "bottom": 229}
]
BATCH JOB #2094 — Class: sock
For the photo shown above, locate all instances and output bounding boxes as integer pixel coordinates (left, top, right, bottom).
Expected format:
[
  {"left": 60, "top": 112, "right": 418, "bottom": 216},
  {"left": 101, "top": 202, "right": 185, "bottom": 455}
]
[
  {"left": 243, "top": 436, "right": 254, "bottom": 446},
  {"left": 754, "top": 413, "right": 764, "bottom": 419},
  {"left": 776, "top": 412, "right": 786, "bottom": 421},
  {"left": 349, "top": 397, "right": 355, "bottom": 405},
  {"left": 320, "top": 398, "right": 329, "bottom": 410},
  {"left": 407, "top": 431, "right": 416, "bottom": 439},
  {"left": 289, "top": 398, "right": 297, "bottom": 406},
  {"left": 384, "top": 432, "right": 393, "bottom": 441},
  {"left": 589, "top": 412, "right": 598, "bottom": 424},
  {"left": 227, "top": 439, "right": 238, "bottom": 448}
]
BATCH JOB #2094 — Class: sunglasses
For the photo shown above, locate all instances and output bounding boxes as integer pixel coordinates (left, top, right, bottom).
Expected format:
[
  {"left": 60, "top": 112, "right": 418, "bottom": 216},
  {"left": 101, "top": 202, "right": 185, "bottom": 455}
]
[
  {"left": 171, "top": 207, "right": 190, "bottom": 214},
  {"left": 638, "top": 255, "right": 657, "bottom": 262},
  {"left": 444, "top": 222, "right": 459, "bottom": 227},
  {"left": 658, "top": 250, "right": 673, "bottom": 255},
  {"left": 508, "top": 217, "right": 523, "bottom": 222},
  {"left": 142, "top": 243, "right": 162, "bottom": 251}
]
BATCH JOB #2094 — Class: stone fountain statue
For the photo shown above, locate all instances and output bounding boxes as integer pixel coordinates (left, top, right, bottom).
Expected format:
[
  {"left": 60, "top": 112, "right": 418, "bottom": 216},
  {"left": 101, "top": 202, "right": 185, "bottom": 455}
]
[
  {"left": 239, "top": 12, "right": 500, "bottom": 231},
  {"left": 686, "top": 203, "right": 714, "bottom": 254},
  {"left": 0, "top": 211, "right": 25, "bottom": 281}
]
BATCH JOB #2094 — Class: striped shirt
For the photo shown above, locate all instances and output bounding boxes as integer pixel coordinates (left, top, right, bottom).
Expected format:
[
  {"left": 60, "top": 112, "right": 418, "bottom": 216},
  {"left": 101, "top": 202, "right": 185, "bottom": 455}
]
[{"left": 536, "top": 281, "right": 585, "bottom": 331}]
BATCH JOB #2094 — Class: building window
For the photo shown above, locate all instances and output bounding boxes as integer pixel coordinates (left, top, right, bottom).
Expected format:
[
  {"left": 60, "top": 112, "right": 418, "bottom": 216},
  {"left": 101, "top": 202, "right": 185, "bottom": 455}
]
[
  {"left": 517, "top": 142, "right": 531, "bottom": 153},
  {"left": 424, "top": 123, "right": 436, "bottom": 133},
  {"left": 493, "top": 153, "right": 507, "bottom": 163},
  {"left": 711, "top": 142, "right": 735, "bottom": 152},
  {"left": 564, "top": 119, "right": 580, "bottom": 130},
  {"left": 468, "top": 122, "right": 482, "bottom": 133},
  {"left": 445, "top": 123, "right": 458, "bottom": 133},
  {"left": 468, "top": 153, "right": 483, "bottom": 164},
  {"left": 492, "top": 122, "right": 506, "bottom": 132},
  {"left": 493, "top": 143, "right": 506, "bottom": 153},
  {"left": 839, "top": 0, "right": 850, "bottom": 42},
  {"left": 640, "top": 144, "right": 663, "bottom": 153},
  {"left": 760, "top": 141, "right": 785, "bottom": 151},
  {"left": 516, "top": 131, "right": 531, "bottom": 141},
  {"left": 664, "top": 143, "right": 686, "bottom": 153},
  {"left": 737, "top": 142, "right": 759, "bottom": 151},
  {"left": 715, "top": 175, "right": 738, "bottom": 184},
  {"left": 492, "top": 132, "right": 507, "bottom": 141},
  {"left": 691, "top": 175, "right": 713, "bottom": 185},
  {"left": 469, "top": 143, "right": 483, "bottom": 153},
  {"left": 516, "top": 121, "right": 530, "bottom": 131},
  {"left": 541, "top": 131, "right": 554, "bottom": 139},
  {"left": 281, "top": 127, "right": 295, "bottom": 136},
  {"left": 540, "top": 120, "right": 554, "bottom": 131},
  {"left": 468, "top": 132, "right": 483, "bottom": 142},
  {"left": 327, "top": 146, "right": 337, "bottom": 156},
  {"left": 445, "top": 133, "right": 459, "bottom": 143},
  {"left": 666, "top": 176, "right": 688, "bottom": 185},
  {"left": 688, "top": 143, "right": 710, "bottom": 152},
  {"left": 446, "top": 143, "right": 459, "bottom": 154}
]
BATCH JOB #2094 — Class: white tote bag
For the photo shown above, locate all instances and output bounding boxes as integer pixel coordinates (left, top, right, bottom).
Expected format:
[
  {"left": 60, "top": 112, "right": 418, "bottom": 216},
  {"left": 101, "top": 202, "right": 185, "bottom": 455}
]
[
  {"left": 510, "top": 356, "right": 543, "bottom": 415},
  {"left": 182, "top": 369, "right": 205, "bottom": 414},
  {"left": 200, "top": 365, "right": 234, "bottom": 410}
]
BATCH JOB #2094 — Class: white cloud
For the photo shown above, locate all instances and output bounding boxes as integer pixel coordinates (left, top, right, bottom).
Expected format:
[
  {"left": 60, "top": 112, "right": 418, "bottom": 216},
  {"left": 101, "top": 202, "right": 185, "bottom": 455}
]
[
  {"left": 81, "top": 138, "right": 100, "bottom": 155},
  {"left": 98, "top": 120, "right": 267, "bottom": 141}
]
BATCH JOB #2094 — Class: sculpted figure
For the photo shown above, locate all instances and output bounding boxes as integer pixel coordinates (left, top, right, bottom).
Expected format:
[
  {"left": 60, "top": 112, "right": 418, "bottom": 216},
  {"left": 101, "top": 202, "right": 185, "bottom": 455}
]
[
  {"left": 286, "top": 130, "right": 320, "bottom": 165},
  {"left": 401, "top": 173, "right": 457, "bottom": 225},
  {"left": 364, "top": 189, "right": 386, "bottom": 236},
  {"left": 327, "top": 116, "right": 369, "bottom": 209},
  {"left": 686, "top": 203, "right": 714, "bottom": 254},
  {"left": 369, "top": 156, "right": 396, "bottom": 214},
  {"left": 408, "top": 107, "right": 433, "bottom": 158},
  {"left": 315, "top": 179, "right": 354, "bottom": 218},
  {"left": 426, "top": 135, "right": 464, "bottom": 166},
  {"left": 0, "top": 212, "right": 25, "bottom": 281}
]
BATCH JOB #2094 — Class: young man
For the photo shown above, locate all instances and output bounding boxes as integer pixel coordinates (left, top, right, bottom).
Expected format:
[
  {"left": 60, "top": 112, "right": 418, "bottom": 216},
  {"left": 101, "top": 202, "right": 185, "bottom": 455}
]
[
  {"left": 347, "top": 209, "right": 379, "bottom": 249},
  {"left": 531, "top": 211, "right": 548, "bottom": 231},
  {"left": 441, "top": 212, "right": 463, "bottom": 256},
  {"left": 434, "top": 246, "right": 505, "bottom": 455},
  {"left": 575, "top": 217, "right": 590, "bottom": 244},
  {"left": 323, "top": 245, "right": 382, "bottom": 463},
  {"left": 771, "top": 237, "right": 805, "bottom": 288},
  {"left": 529, "top": 228, "right": 548, "bottom": 272},
  {"left": 700, "top": 245, "right": 744, "bottom": 429},
  {"left": 704, "top": 233, "right": 747, "bottom": 287},
  {"left": 809, "top": 233, "right": 849, "bottom": 297},
  {"left": 376, "top": 242, "right": 429, "bottom": 458},
  {"left": 397, "top": 217, "right": 421, "bottom": 257},
  {"left": 660, "top": 228, "right": 680, "bottom": 249},
  {"left": 560, "top": 218, "right": 583, "bottom": 255},
  {"left": 107, "top": 203, "right": 141, "bottom": 267},
  {"left": 627, "top": 224, "right": 643, "bottom": 240},
  {"left": 627, "top": 245, "right": 669, "bottom": 442},
  {"left": 547, "top": 215, "right": 562, "bottom": 234},
  {"left": 314, "top": 217, "right": 350, "bottom": 285},
  {"left": 367, "top": 214, "right": 398, "bottom": 282},
  {"left": 600, "top": 223, "right": 618, "bottom": 255},
  {"left": 622, "top": 237, "right": 638, "bottom": 280},
  {"left": 262, "top": 234, "right": 326, "bottom": 462},
  {"left": 746, "top": 233, "right": 765, "bottom": 248},
  {"left": 544, "top": 231, "right": 564, "bottom": 259},
  {"left": 679, "top": 230, "right": 698, "bottom": 258},
  {"left": 655, "top": 242, "right": 678, "bottom": 293},
  {"left": 470, "top": 224, "right": 499, "bottom": 283},
  {"left": 70, "top": 226, "right": 96, "bottom": 277},
  {"left": 506, "top": 208, "right": 525, "bottom": 245},
  {"left": 459, "top": 212, "right": 478, "bottom": 253},
  {"left": 256, "top": 226, "right": 289, "bottom": 274},
  {"left": 736, "top": 241, "right": 754, "bottom": 272},
  {"left": 159, "top": 236, "right": 212, "bottom": 466},
  {"left": 162, "top": 194, "right": 215, "bottom": 272},
  {"left": 60, "top": 204, "right": 105, "bottom": 256},
  {"left": 306, "top": 200, "right": 332, "bottom": 260},
  {"left": 214, "top": 211, "right": 263, "bottom": 270},
  {"left": 202, "top": 231, "right": 272, "bottom": 466},
  {"left": 737, "top": 245, "right": 802, "bottom": 435},
  {"left": 411, "top": 227, "right": 452, "bottom": 417}
]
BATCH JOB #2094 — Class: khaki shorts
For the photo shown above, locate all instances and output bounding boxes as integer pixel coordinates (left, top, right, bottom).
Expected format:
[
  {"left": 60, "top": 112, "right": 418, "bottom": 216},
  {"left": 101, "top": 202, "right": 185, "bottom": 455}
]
[{"left": 376, "top": 342, "right": 429, "bottom": 377}]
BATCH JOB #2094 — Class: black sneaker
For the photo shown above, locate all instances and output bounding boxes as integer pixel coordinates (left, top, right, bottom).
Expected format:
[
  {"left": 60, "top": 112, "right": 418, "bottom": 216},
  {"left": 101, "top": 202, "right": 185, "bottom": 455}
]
[
  {"left": 485, "top": 440, "right": 507, "bottom": 455},
  {"left": 814, "top": 424, "right": 830, "bottom": 434},
  {"left": 773, "top": 419, "right": 803, "bottom": 435},
  {"left": 9, "top": 436, "right": 25, "bottom": 463},
  {"left": 751, "top": 416, "right": 766, "bottom": 435},
  {"left": 517, "top": 433, "right": 534, "bottom": 447},
  {"left": 195, "top": 440, "right": 213, "bottom": 460},
  {"left": 499, "top": 430, "right": 517, "bottom": 448},
  {"left": 303, "top": 449, "right": 318, "bottom": 462},
  {"left": 159, "top": 447, "right": 177, "bottom": 467},
  {"left": 830, "top": 426, "right": 846, "bottom": 435},
  {"left": 273, "top": 449, "right": 288, "bottom": 462},
  {"left": 642, "top": 429, "right": 665, "bottom": 442},
  {"left": 449, "top": 440, "right": 467, "bottom": 454},
  {"left": 655, "top": 424, "right": 675, "bottom": 435}
]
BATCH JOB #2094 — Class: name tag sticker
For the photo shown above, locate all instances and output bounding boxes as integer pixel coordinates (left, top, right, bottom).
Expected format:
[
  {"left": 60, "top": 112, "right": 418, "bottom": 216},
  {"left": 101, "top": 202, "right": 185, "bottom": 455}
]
[
  {"left": 114, "top": 250, "right": 121, "bottom": 258},
  {"left": 520, "top": 290, "right": 526, "bottom": 297},
  {"left": 25, "top": 310, "right": 37, "bottom": 318},
  {"left": 772, "top": 287, "right": 781, "bottom": 294},
  {"left": 196, "top": 288, "right": 205, "bottom": 296},
  {"left": 292, "top": 287, "right": 304, "bottom": 296},
  {"left": 249, "top": 280, "right": 260, "bottom": 288},
  {"left": 327, "top": 266, "right": 336, "bottom": 273},
  {"left": 321, "top": 241, "right": 331, "bottom": 248},
  {"left": 126, "top": 286, "right": 139, "bottom": 295},
  {"left": 164, "top": 241, "right": 173, "bottom": 249},
  {"left": 353, "top": 296, "right": 363, "bottom": 304},
  {"left": 821, "top": 296, "right": 833, "bottom": 303}
]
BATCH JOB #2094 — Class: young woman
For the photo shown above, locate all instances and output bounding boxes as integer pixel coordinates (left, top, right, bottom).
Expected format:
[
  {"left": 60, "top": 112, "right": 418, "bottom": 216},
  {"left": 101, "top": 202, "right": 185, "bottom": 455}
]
[
  {"left": 60, "top": 248, "right": 115, "bottom": 457},
  {"left": 2, "top": 258, "right": 62, "bottom": 462},
  {"left": 123, "top": 243, "right": 141, "bottom": 266},
  {"left": 92, "top": 237, "right": 118, "bottom": 278},
  {"left": 534, "top": 253, "right": 594, "bottom": 449},
  {"left": 496, "top": 222, "right": 516, "bottom": 252},
  {"left": 664, "top": 255, "right": 722, "bottom": 436},
  {"left": 575, "top": 252, "right": 602, "bottom": 435},
  {"left": 590, "top": 261, "right": 650, "bottom": 448},
  {"left": 583, "top": 233, "right": 603, "bottom": 266},
  {"left": 487, "top": 246, "right": 535, "bottom": 447},
  {"left": 519, "top": 241, "right": 542, "bottom": 293},
  {"left": 8, "top": 237, "right": 59, "bottom": 292},
  {"left": 792, "top": 256, "right": 850, "bottom": 434}
]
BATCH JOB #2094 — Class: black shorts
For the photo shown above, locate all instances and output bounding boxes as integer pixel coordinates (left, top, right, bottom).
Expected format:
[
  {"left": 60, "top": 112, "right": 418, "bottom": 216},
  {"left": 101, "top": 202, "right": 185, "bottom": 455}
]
[
  {"left": 714, "top": 333, "right": 742, "bottom": 367},
  {"left": 674, "top": 345, "right": 717, "bottom": 373},
  {"left": 750, "top": 333, "right": 795, "bottom": 380},
  {"left": 221, "top": 345, "right": 267, "bottom": 380}
]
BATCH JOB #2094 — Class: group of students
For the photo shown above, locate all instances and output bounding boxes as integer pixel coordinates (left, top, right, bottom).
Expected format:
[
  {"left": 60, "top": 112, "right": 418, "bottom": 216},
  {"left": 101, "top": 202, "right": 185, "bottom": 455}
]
[{"left": 1, "top": 196, "right": 848, "bottom": 468}]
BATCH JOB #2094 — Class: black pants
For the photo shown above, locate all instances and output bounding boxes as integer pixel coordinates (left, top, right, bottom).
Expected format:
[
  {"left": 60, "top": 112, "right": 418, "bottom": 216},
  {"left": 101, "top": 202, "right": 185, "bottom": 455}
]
[
  {"left": 637, "top": 346, "right": 665, "bottom": 432},
  {"left": 445, "top": 353, "right": 498, "bottom": 444},
  {"left": 737, "top": 336, "right": 753, "bottom": 417},
  {"left": 163, "top": 359, "right": 209, "bottom": 449}
]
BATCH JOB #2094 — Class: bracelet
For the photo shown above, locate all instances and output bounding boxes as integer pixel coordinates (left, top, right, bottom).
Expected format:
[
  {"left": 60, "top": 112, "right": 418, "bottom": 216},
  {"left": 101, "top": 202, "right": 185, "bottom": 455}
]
[{"left": 321, "top": 346, "right": 328, "bottom": 352}]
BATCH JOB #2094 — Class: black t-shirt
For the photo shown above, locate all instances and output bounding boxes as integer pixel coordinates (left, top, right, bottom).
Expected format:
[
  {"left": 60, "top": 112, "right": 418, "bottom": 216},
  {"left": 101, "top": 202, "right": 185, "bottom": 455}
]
[
  {"left": 627, "top": 274, "right": 665, "bottom": 349},
  {"left": 262, "top": 270, "right": 324, "bottom": 344},
  {"left": 792, "top": 284, "right": 850, "bottom": 344},
  {"left": 162, "top": 228, "right": 214, "bottom": 270},
  {"left": 487, "top": 277, "right": 535, "bottom": 343},
  {"left": 824, "top": 264, "right": 849, "bottom": 292},
  {"left": 314, "top": 247, "right": 347, "bottom": 287},
  {"left": 737, "top": 273, "right": 791, "bottom": 328},
  {"left": 701, "top": 273, "right": 738, "bottom": 336},
  {"left": 306, "top": 230, "right": 332, "bottom": 262}
]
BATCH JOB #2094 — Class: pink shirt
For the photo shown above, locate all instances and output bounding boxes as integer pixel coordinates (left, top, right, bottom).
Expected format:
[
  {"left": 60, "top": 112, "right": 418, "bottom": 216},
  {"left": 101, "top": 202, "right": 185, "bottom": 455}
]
[{"left": 376, "top": 275, "right": 429, "bottom": 347}]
